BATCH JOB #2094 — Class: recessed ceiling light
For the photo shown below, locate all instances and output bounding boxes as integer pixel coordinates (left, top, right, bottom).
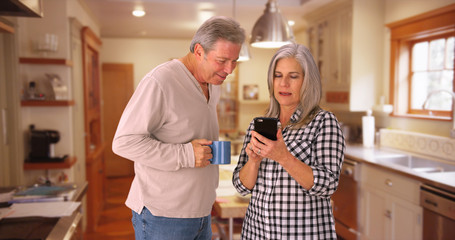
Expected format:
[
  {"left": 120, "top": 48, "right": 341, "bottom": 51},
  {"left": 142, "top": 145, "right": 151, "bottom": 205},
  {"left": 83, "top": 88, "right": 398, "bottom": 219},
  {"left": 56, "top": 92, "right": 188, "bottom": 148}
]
[
  {"left": 288, "top": 20, "right": 295, "bottom": 26},
  {"left": 132, "top": 9, "right": 145, "bottom": 17}
]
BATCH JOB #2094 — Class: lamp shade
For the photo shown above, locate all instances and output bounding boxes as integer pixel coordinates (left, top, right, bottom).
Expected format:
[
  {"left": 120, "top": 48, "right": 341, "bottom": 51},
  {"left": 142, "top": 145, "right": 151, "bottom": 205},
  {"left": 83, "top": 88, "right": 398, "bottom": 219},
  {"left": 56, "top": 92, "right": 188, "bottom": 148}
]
[
  {"left": 250, "top": 0, "right": 294, "bottom": 48},
  {"left": 238, "top": 42, "right": 251, "bottom": 61}
]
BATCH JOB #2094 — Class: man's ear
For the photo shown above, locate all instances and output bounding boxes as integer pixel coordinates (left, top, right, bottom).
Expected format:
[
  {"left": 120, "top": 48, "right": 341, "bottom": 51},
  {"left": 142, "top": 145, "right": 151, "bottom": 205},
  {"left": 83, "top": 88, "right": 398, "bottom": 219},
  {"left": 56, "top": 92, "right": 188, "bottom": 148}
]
[{"left": 194, "top": 43, "right": 204, "bottom": 60}]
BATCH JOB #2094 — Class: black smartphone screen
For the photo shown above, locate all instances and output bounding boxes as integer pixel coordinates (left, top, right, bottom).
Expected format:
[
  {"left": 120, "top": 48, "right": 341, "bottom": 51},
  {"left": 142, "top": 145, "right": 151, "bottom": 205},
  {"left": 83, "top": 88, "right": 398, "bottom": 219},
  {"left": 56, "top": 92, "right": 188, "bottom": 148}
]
[{"left": 253, "top": 117, "right": 278, "bottom": 141}]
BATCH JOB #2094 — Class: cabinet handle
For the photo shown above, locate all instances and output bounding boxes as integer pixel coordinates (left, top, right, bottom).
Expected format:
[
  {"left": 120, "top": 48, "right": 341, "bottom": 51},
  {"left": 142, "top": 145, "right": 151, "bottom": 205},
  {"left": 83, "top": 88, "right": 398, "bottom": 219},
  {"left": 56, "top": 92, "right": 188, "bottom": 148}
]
[
  {"left": 385, "top": 210, "right": 392, "bottom": 218},
  {"left": 2, "top": 108, "right": 7, "bottom": 145},
  {"left": 385, "top": 179, "right": 393, "bottom": 186},
  {"left": 424, "top": 198, "right": 438, "bottom": 207}
]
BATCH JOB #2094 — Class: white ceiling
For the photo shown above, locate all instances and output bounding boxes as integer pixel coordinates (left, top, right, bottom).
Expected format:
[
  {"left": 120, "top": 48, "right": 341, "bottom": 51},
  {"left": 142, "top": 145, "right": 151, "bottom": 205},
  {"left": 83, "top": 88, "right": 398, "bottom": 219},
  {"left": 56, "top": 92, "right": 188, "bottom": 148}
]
[{"left": 80, "top": 0, "right": 334, "bottom": 39}]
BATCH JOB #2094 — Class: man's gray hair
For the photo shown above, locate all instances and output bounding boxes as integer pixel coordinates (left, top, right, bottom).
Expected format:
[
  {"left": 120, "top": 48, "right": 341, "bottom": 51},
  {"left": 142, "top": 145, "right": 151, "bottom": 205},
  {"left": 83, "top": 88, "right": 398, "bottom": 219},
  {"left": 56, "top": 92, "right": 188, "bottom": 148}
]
[{"left": 190, "top": 16, "right": 246, "bottom": 53}]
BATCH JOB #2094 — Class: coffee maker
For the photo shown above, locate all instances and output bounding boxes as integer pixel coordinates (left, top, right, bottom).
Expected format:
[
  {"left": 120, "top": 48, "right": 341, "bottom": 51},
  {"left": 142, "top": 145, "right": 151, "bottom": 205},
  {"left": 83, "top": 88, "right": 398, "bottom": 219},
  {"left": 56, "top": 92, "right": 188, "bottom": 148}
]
[{"left": 28, "top": 125, "right": 66, "bottom": 162}]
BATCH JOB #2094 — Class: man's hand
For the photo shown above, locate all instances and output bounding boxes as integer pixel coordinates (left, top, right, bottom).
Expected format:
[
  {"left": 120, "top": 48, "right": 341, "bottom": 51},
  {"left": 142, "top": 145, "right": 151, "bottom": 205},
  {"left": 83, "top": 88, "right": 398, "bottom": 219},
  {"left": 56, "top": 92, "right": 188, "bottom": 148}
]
[{"left": 191, "top": 139, "right": 213, "bottom": 168}]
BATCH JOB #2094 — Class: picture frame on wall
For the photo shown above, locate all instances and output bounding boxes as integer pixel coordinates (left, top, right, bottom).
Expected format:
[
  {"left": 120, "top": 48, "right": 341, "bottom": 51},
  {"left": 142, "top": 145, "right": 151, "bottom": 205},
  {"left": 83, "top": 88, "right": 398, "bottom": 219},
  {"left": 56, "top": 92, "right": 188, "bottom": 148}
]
[{"left": 243, "top": 84, "right": 258, "bottom": 100}]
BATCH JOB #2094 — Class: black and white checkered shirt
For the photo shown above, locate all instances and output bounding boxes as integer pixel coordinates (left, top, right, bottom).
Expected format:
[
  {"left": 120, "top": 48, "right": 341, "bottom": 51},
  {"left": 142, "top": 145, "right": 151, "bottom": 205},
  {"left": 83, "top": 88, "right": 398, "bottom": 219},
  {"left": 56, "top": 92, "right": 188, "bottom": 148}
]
[{"left": 232, "top": 109, "right": 345, "bottom": 240}]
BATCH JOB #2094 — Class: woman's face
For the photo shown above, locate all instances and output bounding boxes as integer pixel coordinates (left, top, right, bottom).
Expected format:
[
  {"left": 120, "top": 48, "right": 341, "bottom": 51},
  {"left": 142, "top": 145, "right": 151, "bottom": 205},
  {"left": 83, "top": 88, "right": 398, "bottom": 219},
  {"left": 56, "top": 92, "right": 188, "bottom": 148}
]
[{"left": 273, "top": 57, "right": 304, "bottom": 110}]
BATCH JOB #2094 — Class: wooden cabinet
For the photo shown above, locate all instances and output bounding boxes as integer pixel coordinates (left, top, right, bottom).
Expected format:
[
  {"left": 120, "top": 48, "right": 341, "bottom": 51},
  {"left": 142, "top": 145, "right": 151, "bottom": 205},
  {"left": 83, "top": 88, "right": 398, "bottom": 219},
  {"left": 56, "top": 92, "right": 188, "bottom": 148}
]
[
  {"left": 81, "top": 26, "right": 104, "bottom": 232},
  {"left": 360, "top": 164, "right": 422, "bottom": 240},
  {"left": 305, "top": 0, "right": 383, "bottom": 112},
  {"left": 307, "top": 4, "right": 351, "bottom": 108}
]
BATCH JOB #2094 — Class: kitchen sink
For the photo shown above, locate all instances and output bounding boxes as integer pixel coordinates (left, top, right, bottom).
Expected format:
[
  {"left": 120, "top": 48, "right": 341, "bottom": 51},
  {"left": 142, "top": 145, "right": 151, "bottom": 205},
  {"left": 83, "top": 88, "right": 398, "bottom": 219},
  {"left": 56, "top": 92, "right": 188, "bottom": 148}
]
[{"left": 374, "top": 154, "right": 455, "bottom": 173}]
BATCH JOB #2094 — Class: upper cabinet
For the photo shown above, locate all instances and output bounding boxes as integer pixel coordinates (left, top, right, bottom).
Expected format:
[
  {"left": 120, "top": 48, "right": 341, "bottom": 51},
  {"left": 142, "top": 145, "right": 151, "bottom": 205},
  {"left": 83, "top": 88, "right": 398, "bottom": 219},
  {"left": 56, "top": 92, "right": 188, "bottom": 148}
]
[{"left": 305, "top": 0, "right": 384, "bottom": 112}]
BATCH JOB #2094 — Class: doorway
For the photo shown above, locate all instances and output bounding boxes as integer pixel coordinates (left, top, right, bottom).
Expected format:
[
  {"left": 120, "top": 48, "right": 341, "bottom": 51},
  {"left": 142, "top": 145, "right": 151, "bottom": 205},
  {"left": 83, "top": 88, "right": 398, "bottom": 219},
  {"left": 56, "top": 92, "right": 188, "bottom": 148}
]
[{"left": 101, "top": 63, "right": 134, "bottom": 177}]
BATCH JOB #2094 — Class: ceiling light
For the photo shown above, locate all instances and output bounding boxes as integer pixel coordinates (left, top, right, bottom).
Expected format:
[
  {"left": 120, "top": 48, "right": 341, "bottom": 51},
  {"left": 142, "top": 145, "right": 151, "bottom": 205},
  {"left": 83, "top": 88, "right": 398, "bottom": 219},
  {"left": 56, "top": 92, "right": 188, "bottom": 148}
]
[
  {"left": 233, "top": 0, "right": 250, "bottom": 61},
  {"left": 250, "top": 0, "right": 294, "bottom": 49},
  {"left": 238, "top": 42, "right": 251, "bottom": 62},
  {"left": 132, "top": 9, "right": 145, "bottom": 17}
]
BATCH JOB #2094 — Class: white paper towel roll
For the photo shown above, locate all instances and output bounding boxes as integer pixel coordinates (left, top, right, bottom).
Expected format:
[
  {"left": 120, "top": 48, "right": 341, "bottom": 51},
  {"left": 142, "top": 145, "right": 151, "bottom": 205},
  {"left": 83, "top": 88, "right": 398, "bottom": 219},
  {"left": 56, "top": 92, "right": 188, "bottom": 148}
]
[{"left": 362, "top": 110, "right": 375, "bottom": 148}]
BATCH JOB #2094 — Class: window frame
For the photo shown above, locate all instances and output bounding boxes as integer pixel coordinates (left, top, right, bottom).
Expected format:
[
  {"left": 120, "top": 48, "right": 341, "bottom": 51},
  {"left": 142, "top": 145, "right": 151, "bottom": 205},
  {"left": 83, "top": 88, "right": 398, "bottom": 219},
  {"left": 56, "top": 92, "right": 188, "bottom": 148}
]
[{"left": 387, "top": 4, "right": 455, "bottom": 121}]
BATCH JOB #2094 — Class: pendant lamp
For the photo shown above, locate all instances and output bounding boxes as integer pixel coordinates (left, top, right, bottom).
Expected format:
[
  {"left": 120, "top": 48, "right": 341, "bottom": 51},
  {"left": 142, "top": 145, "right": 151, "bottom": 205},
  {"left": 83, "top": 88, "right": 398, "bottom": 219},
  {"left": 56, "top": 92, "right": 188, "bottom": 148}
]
[
  {"left": 238, "top": 41, "right": 251, "bottom": 62},
  {"left": 233, "top": 0, "right": 250, "bottom": 61},
  {"left": 250, "top": 0, "right": 294, "bottom": 48}
]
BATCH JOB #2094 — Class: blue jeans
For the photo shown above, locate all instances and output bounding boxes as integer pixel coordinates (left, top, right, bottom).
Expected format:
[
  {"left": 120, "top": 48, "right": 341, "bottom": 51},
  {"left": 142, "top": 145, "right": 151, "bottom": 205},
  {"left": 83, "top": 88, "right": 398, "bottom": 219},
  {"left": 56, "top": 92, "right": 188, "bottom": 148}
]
[{"left": 132, "top": 207, "right": 212, "bottom": 240}]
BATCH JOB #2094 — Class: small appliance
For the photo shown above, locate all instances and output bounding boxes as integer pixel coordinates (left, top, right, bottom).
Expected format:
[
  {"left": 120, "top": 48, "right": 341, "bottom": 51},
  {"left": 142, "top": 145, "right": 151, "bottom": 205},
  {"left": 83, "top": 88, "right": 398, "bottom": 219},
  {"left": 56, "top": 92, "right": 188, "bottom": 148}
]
[{"left": 28, "top": 125, "right": 67, "bottom": 162}]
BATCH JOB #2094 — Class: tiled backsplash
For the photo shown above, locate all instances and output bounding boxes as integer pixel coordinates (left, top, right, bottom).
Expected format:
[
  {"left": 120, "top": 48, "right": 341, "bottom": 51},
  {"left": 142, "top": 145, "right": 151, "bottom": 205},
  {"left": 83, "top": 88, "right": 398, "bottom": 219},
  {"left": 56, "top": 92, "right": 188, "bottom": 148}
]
[{"left": 380, "top": 129, "right": 455, "bottom": 162}]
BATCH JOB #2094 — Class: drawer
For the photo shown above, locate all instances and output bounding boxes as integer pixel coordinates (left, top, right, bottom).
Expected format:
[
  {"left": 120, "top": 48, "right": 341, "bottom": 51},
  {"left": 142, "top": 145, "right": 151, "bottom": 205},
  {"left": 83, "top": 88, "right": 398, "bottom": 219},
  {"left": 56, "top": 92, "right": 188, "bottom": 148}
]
[{"left": 361, "top": 164, "right": 420, "bottom": 204}]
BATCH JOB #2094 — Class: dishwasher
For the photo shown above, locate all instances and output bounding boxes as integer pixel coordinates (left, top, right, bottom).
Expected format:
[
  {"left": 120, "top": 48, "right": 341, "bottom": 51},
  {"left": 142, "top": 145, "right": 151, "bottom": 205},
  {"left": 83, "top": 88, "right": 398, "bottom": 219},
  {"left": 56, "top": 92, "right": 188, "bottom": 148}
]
[
  {"left": 420, "top": 184, "right": 455, "bottom": 240},
  {"left": 332, "top": 158, "right": 360, "bottom": 240}
]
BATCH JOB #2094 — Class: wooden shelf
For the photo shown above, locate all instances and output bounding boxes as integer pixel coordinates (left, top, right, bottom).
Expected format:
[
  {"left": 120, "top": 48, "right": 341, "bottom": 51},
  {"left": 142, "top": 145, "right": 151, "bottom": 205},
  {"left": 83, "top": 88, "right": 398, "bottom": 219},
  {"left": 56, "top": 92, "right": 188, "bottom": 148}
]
[
  {"left": 21, "top": 100, "right": 75, "bottom": 107},
  {"left": 24, "top": 157, "right": 77, "bottom": 170},
  {"left": 19, "top": 57, "right": 73, "bottom": 66}
]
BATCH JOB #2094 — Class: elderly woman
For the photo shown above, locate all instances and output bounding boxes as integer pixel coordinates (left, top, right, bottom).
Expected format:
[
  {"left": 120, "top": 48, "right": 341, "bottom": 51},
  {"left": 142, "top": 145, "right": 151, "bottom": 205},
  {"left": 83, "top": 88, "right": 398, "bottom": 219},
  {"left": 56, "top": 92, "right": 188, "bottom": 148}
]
[{"left": 232, "top": 43, "right": 345, "bottom": 239}]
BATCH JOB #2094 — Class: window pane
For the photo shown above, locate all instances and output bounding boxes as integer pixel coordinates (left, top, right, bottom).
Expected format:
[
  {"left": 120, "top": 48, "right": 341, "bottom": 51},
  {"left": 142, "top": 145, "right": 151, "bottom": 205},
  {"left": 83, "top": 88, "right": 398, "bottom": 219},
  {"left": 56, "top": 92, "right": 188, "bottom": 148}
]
[
  {"left": 411, "top": 72, "right": 430, "bottom": 109},
  {"left": 422, "top": 90, "right": 453, "bottom": 111},
  {"left": 412, "top": 42, "right": 428, "bottom": 71},
  {"left": 429, "top": 38, "right": 445, "bottom": 70},
  {"left": 446, "top": 37, "right": 454, "bottom": 69},
  {"left": 411, "top": 70, "right": 453, "bottom": 110}
]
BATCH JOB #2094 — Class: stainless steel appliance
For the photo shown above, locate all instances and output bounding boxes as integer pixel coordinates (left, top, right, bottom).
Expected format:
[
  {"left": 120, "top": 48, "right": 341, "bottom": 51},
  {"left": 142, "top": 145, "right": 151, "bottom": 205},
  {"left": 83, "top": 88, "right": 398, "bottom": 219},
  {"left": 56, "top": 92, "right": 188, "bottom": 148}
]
[
  {"left": 332, "top": 158, "right": 360, "bottom": 240},
  {"left": 420, "top": 184, "right": 455, "bottom": 240}
]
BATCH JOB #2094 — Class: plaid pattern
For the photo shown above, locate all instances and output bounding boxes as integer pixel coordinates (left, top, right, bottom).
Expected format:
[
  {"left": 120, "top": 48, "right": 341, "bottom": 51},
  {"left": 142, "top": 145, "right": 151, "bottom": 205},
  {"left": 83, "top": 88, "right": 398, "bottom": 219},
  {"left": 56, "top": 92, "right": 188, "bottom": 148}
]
[{"left": 232, "top": 109, "right": 345, "bottom": 240}]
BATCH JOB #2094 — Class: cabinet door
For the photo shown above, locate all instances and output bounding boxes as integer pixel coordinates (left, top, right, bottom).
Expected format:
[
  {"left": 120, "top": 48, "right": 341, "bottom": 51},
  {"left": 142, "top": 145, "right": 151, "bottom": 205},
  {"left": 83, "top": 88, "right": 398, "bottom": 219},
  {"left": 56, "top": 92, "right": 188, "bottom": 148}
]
[
  {"left": 307, "top": 6, "right": 352, "bottom": 109},
  {"left": 81, "top": 26, "right": 104, "bottom": 232},
  {"left": 85, "top": 148, "right": 105, "bottom": 232},
  {"left": 389, "top": 194, "right": 422, "bottom": 240},
  {"left": 361, "top": 186, "right": 387, "bottom": 240},
  {"left": 361, "top": 184, "right": 422, "bottom": 240}
]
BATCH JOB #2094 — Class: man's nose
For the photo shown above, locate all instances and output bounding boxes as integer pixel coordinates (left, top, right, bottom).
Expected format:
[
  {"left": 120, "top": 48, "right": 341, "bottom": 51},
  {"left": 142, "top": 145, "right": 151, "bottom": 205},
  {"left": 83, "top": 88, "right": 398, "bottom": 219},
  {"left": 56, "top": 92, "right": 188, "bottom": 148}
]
[{"left": 224, "top": 61, "right": 236, "bottom": 74}]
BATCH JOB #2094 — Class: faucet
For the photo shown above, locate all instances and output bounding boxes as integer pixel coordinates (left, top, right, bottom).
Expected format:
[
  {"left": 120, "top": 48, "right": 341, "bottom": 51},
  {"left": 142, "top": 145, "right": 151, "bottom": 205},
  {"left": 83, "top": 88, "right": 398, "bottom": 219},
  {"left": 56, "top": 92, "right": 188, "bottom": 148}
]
[{"left": 422, "top": 89, "right": 455, "bottom": 138}]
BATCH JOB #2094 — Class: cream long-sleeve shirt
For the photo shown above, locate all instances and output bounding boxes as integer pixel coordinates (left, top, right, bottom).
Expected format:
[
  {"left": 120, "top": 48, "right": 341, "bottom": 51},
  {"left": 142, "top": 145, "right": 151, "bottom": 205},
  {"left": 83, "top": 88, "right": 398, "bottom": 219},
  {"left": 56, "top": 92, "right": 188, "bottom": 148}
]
[{"left": 112, "top": 59, "right": 220, "bottom": 218}]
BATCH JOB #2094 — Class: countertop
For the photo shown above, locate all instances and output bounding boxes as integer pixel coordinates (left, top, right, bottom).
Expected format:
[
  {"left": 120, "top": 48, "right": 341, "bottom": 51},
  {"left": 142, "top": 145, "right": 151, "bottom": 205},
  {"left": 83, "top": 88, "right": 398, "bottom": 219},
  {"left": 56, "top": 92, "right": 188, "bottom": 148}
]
[
  {"left": 0, "top": 182, "right": 88, "bottom": 240},
  {"left": 345, "top": 144, "right": 455, "bottom": 193}
]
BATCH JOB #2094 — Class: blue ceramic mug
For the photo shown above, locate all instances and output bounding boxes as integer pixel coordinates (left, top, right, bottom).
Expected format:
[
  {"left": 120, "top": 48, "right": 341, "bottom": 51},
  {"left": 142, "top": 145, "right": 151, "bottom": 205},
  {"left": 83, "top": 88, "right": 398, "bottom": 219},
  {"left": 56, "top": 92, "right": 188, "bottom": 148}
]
[{"left": 209, "top": 141, "right": 231, "bottom": 164}]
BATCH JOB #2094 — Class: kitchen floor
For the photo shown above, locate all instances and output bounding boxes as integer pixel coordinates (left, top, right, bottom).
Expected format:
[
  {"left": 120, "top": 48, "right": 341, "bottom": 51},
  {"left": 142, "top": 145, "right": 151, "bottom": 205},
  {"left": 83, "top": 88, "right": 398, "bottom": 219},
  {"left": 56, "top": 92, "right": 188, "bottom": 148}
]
[{"left": 83, "top": 176, "right": 238, "bottom": 240}]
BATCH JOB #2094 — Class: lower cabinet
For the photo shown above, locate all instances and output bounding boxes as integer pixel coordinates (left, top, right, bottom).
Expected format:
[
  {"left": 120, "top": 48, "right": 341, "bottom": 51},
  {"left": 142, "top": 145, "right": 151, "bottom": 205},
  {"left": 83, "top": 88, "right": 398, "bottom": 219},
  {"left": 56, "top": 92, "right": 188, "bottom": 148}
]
[{"left": 360, "top": 164, "right": 422, "bottom": 240}]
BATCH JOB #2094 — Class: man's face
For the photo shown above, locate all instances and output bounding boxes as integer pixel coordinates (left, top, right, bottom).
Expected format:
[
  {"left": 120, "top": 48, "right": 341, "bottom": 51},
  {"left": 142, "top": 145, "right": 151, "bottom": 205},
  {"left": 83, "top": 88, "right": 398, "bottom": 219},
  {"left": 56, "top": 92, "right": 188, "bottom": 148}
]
[{"left": 195, "top": 39, "right": 241, "bottom": 85}]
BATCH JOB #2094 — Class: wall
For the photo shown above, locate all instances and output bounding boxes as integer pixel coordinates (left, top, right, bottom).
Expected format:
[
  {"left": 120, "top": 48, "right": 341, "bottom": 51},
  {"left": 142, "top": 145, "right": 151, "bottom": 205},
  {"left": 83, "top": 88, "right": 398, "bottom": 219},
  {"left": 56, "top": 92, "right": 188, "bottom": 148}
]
[{"left": 100, "top": 38, "right": 190, "bottom": 86}]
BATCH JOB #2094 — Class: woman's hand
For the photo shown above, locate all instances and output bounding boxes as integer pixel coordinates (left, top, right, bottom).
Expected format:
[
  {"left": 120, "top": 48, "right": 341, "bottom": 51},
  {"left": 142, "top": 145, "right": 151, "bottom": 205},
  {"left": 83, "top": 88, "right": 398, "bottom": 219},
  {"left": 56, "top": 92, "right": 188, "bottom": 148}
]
[{"left": 249, "top": 129, "right": 290, "bottom": 163}]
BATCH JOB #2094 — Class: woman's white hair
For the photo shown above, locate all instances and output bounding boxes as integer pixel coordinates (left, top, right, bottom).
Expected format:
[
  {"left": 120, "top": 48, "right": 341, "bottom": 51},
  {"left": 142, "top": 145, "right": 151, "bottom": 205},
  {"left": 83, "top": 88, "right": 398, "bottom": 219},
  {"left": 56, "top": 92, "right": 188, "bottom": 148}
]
[{"left": 264, "top": 43, "right": 322, "bottom": 128}]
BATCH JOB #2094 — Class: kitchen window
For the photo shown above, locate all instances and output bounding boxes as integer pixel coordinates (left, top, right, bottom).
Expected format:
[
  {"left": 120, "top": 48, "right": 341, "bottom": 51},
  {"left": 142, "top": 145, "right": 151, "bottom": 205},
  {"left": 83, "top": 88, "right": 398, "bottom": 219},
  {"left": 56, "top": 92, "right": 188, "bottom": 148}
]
[
  {"left": 409, "top": 35, "right": 454, "bottom": 117},
  {"left": 387, "top": 4, "right": 455, "bottom": 120}
]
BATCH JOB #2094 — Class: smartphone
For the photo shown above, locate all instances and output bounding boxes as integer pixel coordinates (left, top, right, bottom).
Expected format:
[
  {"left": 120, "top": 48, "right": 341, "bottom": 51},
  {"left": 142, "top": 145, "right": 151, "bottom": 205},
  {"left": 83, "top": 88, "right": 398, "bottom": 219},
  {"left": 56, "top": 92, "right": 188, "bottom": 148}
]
[{"left": 253, "top": 117, "right": 279, "bottom": 141}]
